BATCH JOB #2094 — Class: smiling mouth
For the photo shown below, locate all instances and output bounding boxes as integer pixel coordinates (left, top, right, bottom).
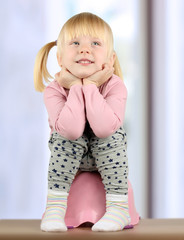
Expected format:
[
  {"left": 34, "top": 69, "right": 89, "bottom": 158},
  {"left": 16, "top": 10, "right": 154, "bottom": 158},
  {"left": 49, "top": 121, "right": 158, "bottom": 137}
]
[{"left": 76, "top": 59, "right": 94, "bottom": 64}]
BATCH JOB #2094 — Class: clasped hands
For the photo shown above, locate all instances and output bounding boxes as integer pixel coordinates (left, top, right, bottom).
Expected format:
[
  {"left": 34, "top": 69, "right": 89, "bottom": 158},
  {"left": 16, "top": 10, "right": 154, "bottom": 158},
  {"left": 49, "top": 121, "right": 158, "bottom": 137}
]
[{"left": 55, "top": 64, "right": 114, "bottom": 89}]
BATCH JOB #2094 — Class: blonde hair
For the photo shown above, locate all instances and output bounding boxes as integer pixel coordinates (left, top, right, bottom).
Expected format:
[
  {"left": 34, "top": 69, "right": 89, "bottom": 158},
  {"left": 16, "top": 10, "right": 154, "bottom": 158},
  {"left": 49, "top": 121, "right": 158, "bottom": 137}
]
[{"left": 34, "top": 12, "right": 123, "bottom": 92}]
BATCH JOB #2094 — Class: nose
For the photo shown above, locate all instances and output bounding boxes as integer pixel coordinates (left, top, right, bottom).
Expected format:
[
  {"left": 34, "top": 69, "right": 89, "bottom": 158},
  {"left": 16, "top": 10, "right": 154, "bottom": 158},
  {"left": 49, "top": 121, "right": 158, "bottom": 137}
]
[
  {"left": 79, "top": 44, "right": 91, "bottom": 54},
  {"left": 80, "top": 49, "right": 89, "bottom": 54}
]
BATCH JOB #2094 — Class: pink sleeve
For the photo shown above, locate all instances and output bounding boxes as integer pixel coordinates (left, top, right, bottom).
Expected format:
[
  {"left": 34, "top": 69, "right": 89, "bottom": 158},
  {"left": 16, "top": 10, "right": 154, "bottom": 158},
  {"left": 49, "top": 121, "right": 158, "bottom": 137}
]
[
  {"left": 82, "top": 78, "right": 127, "bottom": 138},
  {"left": 44, "top": 82, "right": 86, "bottom": 140}
]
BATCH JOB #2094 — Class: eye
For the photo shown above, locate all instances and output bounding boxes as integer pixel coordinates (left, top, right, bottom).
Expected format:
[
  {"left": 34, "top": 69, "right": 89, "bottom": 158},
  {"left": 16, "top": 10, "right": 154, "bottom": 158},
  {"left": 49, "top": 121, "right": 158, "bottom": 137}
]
[
  {"left": 92, "top": 41, "right": 101, "bottom": 46},
  {"left": 72, "top": 41, "right": 79, "bottom": 45}
]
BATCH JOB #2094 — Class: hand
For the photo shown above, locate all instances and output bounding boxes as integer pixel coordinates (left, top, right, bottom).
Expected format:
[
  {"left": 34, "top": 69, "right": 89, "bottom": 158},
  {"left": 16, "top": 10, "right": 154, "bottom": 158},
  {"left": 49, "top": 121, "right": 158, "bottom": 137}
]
[
  {"left": 55, "top": 67, "right": 82, "bottom": 89},
  {"left": 83, "top": 64, "right": 114, "bottom": 87}
]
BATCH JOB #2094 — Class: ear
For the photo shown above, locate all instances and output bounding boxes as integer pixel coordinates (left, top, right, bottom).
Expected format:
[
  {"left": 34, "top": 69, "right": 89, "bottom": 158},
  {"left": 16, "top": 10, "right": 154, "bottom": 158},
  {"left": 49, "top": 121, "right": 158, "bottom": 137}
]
[
  {"left": 57, "top": 52, "right": 62, "bottom": 67},
  {"left": 109, "top": 51, "right": 116, "bottom": 67}
]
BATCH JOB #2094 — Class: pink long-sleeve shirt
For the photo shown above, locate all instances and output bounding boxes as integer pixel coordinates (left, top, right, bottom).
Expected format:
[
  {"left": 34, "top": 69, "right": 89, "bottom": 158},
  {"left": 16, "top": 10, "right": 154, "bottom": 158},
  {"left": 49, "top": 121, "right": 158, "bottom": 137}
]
[{"left": 43, "top": 74, "right": 127, "bottom": 140}]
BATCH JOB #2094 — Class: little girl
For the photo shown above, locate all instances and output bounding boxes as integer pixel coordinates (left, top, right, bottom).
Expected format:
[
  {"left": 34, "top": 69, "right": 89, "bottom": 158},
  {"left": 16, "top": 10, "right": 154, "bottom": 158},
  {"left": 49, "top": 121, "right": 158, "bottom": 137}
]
[{"left": 34, "top": 12, "right": 130, "bottom": 232}]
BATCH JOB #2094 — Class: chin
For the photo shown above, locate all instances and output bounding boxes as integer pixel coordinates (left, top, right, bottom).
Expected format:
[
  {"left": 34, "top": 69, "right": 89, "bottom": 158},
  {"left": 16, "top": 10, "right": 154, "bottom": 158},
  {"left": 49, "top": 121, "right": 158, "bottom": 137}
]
[
  {"left": 73, "top": 72, "right": 92, "bottom": 79},
  {"left": 78, "top": 73, "right": 91, "bottom": 78}
]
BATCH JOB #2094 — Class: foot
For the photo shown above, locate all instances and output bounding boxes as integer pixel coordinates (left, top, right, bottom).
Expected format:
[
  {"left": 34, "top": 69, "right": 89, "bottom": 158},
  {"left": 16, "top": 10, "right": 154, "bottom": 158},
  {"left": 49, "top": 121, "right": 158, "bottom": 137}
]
[
  {"left": 92, "top": 196, "right": 131, "bottom": 231},
  {"left": 40, "top": 191, "right": 68, "bottom": 232}
]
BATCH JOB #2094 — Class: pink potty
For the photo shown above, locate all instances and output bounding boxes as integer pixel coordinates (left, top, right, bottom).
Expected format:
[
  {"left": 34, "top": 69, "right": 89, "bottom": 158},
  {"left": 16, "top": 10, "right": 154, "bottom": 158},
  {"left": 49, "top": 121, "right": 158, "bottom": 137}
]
[{"left": 65, "top": 171, "right": 139, "bottom": 229}]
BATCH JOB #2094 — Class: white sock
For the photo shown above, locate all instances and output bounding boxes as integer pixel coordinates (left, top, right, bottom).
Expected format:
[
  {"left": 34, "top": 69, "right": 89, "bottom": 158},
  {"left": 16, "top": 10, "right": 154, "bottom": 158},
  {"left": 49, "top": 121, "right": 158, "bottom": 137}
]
[
  {"left": 92, "top": 194, "right": 131, "bottom": 232},
  {"left": 41, "top": 190, "right": 68, "bottom": 232}
]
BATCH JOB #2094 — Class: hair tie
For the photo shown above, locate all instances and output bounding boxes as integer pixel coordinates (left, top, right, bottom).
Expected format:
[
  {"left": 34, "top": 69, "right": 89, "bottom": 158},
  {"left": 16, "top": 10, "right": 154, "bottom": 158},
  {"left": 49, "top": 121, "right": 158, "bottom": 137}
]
[{"left": 55, "top": 40, "right": 57, "bottom": 46}]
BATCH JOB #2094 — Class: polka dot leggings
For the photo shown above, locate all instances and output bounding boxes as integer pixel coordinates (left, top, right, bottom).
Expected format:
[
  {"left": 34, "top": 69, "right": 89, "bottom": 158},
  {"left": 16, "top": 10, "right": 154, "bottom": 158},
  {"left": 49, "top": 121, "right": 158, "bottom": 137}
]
[{"left": 48, "top": 126, "right": 128, "bottom": 195}]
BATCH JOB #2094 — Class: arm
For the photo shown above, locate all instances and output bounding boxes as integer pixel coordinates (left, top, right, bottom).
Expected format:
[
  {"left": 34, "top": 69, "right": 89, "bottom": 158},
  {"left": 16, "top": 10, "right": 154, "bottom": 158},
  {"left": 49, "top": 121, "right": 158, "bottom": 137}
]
[
  {"left": 82, "top": 76, "right": 127, "bottom": 138},
  {"left": 44, "top": 81, "right": 86, "bottom": 140}
]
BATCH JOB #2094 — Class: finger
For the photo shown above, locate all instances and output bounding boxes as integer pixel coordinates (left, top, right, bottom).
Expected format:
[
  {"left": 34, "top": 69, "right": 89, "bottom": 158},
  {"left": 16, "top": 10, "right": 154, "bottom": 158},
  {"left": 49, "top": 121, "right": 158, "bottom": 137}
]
[
  {"left": 54, "top": 72, "right": 60, "bottom": 79},
  {"left": 61, "top": 66, "right": 69, "bottom": 73},
  {"left": 102, "top": 63, "right": 108, "bottom": 70},
  {"left": 103, "top": 62, "right": 111, "bottom": 68},
  {"left": 103, "top": 64, "right": 113, "bottom": 74},
  {"left": 105, "top": 66, "right": 114, "bottom": 79},
  {"left": 107, "top": 67, "right": 114, "bottom": 75}
]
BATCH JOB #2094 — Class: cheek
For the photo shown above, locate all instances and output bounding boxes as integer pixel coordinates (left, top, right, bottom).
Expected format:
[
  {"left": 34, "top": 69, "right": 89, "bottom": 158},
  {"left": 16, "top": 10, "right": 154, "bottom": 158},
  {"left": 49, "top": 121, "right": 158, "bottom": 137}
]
[
  {"left": 60, "top": 55, "right": 71, "bottom": 68},
  {"left": 97, "top": 51, "right": 109, "bottom": 64}
]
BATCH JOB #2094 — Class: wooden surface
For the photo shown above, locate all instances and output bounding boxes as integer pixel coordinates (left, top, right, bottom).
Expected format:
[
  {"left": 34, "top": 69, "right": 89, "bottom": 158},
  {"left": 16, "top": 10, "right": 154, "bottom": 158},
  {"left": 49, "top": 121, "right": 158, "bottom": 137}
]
[{"left": 0, "top": 219, "right": 184, "bottom": 240}]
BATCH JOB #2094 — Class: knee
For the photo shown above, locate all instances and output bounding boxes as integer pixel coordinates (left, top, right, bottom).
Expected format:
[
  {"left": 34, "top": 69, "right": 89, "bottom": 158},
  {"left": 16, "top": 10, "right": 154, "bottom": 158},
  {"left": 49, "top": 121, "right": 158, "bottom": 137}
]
[{"left": 50, "top": 132, "right": 89, "bottom": 154}]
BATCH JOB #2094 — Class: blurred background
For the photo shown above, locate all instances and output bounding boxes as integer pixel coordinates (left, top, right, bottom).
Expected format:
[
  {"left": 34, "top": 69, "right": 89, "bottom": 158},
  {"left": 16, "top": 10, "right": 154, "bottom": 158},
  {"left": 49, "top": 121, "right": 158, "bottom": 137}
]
[{"left": 0, "top": 0, "right": 183, "bottom": 219}]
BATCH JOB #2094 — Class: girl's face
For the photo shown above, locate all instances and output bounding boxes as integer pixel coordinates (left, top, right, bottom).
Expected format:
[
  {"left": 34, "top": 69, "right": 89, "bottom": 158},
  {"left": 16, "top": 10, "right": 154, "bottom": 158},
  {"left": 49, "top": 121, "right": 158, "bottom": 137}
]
[{"left": 57, "top": 35, "right": 115, "bottom": 78}]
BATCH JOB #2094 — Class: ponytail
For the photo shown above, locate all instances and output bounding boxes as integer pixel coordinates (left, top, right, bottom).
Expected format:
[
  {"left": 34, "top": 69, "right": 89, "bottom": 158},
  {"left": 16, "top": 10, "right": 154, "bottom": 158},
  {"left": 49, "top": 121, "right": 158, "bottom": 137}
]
[
  {"left": 34, "top": 41, "right": 56, "bottom": 92},
  {"left": 113, "top": 52, "right": 123, "bottom": 81}
]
